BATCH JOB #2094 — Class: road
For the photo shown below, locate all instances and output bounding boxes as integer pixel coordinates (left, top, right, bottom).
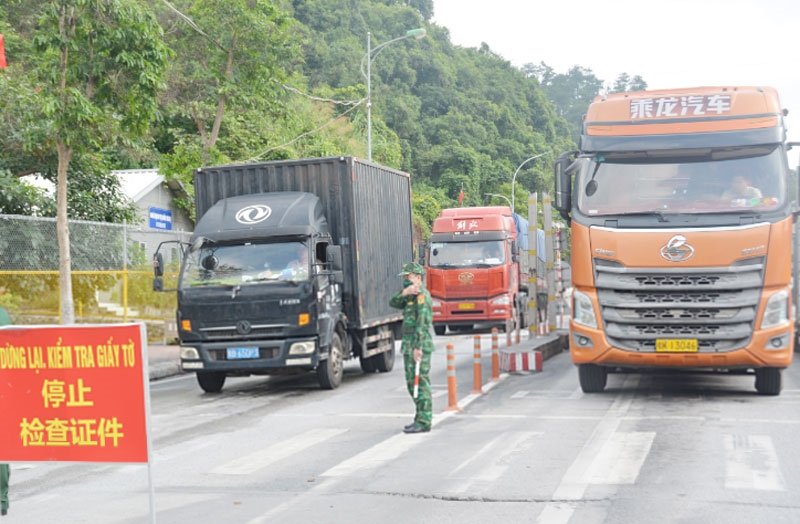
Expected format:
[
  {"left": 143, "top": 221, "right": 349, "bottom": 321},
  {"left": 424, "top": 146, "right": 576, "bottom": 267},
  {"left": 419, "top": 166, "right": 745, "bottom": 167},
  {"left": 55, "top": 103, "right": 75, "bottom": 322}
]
[{"left": 6, "top": 333, "right": 800, "bottom": 524}]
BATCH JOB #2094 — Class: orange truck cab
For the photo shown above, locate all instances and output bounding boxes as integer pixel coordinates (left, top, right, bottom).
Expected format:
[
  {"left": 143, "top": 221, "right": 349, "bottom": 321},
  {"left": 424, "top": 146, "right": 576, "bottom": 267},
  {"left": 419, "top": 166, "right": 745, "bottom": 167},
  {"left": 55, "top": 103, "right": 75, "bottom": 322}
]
[
  {"left": 425, "top": 206, "right": 529, "bottom": 335},
  {"left": 554, "top": 86, "right": 798, "bottom": 395}
]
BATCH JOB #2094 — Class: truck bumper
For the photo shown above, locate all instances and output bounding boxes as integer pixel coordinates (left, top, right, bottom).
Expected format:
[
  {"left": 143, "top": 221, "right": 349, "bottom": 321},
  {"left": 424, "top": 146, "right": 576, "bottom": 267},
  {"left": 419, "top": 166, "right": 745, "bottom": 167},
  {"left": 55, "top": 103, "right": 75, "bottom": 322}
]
[
  {"left": 179, "top": 337, "right": 320, "bottom": 373},
  {"left": 433, "top": 298, "right": 512, "bottom": 327},
  {"left": 569, "top": 323, "right": 794, "bottom": 370}
]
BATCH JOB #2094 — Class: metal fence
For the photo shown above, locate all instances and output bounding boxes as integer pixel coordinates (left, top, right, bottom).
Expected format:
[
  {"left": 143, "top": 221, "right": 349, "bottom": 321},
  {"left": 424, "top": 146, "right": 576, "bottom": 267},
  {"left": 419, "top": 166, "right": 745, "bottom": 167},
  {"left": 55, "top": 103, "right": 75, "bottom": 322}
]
[{"left": 0, "top": 214, "right": 191, "bottom": 342}]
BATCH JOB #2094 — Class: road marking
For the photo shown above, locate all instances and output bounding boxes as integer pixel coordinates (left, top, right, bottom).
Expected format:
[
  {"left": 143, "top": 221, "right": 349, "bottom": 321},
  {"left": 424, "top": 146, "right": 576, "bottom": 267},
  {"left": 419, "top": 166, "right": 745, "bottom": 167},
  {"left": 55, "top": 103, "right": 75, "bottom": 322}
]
[
  {"left": 212, "top": 428, "right": 348, "bottom": 475},
  {"left": 448, "top": 431, "right": 543, "bottom": 493},
  {"left": 587, "top": 431, "right": 655, "bottom": 484},
  {"left": 724, "top": 434, "right": 785, "bottom": 491},
  {"left": 321, "top": 432, "right": 430, "bottom": 477},
  {"left": 537, "top": 374, "right": 640, "bottom": 523}
]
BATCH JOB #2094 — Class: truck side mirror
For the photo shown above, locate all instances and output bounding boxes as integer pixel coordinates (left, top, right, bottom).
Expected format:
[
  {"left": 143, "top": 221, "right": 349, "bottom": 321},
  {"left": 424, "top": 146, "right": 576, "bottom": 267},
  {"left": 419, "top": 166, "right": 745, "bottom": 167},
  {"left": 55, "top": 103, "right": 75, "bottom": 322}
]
[
  {"left": 153, "top": 277, "right": 164, "bottom": 292},
  {"left": 417, "top": 242, "right": 427, "bottom": 265},
  {"left": 153, "top": 253, "right": 164, "bottom": 277},
  {"left": 554, "top": 151, "right": 578, "bottom": 222},
  {"left": 327, "top": 245, "right": 343, "bottom": 271},
  {"left": 510, "top": 240, "right": 518, "bottom": 256}
]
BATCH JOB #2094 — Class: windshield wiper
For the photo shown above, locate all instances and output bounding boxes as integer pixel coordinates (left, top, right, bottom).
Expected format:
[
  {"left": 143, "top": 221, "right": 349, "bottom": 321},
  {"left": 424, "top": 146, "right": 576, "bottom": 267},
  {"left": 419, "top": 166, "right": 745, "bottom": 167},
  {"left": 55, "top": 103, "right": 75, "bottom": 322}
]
[{"left": 617, "top": 211, "right": 668, "bottom": 222}]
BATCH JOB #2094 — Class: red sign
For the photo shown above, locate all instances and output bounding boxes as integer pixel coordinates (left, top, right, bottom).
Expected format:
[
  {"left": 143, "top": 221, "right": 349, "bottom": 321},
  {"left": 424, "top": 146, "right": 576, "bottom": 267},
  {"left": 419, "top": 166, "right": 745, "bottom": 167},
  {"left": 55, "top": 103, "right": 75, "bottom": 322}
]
[{"left": 0, "top": 324, "right": 149, "bottom": 463}]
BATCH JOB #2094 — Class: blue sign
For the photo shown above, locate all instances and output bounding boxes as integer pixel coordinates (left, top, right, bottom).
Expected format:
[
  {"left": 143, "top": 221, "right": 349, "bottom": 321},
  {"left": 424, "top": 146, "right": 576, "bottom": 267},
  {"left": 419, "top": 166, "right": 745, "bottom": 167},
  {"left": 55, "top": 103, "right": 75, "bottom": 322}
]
[{"left": 149, "top": 207, "right": 173, "bottom": 230}]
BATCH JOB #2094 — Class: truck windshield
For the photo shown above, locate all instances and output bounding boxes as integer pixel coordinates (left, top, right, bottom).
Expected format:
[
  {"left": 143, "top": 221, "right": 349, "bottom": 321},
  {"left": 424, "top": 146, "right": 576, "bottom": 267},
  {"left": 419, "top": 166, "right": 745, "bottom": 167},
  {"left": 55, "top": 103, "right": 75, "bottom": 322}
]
[
  {"left": 575, "top": 146, "right": 787, "bottom": 216},
  {"left": 429, "top": 240, "right": 505, "bottom": 268},
  {"left": 180, "top": 239, "right": 310, "bottom": 288}
]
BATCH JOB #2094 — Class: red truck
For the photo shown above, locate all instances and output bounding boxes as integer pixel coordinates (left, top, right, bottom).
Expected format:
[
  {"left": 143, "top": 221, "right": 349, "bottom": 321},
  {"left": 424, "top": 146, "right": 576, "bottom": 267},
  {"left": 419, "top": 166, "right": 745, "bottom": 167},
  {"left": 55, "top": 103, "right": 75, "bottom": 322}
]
[{"left": 425, "top": 206, "right": 530, "bottom": 335}]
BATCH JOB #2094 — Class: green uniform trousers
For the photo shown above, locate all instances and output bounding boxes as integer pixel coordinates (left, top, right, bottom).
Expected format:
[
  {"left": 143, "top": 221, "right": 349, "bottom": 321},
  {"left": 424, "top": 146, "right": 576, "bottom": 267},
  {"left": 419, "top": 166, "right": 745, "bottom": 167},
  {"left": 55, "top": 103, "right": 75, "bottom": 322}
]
[
  {"left": 1, "top": 463, "right": 9, "bottom": 512},
  {"left": 404, "top": 350, "right": 432, "bottom": 430}
]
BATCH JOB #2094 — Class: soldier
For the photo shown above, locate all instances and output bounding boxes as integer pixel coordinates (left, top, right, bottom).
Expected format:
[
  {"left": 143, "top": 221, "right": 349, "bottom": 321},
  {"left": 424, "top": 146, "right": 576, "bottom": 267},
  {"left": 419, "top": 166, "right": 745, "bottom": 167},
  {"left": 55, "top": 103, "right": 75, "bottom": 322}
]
[{"left": 390, "top": 262, "right": 434, "bottom": 433}]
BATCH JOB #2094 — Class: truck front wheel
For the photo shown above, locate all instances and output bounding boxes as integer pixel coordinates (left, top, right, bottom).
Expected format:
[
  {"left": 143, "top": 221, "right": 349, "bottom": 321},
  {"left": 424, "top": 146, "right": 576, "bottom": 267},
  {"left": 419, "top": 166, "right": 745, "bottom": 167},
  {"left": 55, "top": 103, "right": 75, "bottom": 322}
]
[
  {"left": 196, "top": 371, "right": 226, "bottom": 393},
  {"left": 434, "top": 325, "right": 446, "bottom": 336},
  {"left": 754, "top": 367, "right": 782, "bottom": 396},
  {"left": 317, "top": 333, "right": 344, "bottom": 389},
  {"left": 578, "top": 364, "right": 607, "bottom": 393}
]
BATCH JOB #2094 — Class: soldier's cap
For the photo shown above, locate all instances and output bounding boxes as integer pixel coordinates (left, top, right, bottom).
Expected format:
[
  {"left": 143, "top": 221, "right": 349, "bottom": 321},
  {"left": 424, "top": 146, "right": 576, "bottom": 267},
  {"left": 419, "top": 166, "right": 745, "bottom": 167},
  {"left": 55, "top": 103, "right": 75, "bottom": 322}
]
[{"left": 399, "top": 262, "right": 425, "bottom": 276}]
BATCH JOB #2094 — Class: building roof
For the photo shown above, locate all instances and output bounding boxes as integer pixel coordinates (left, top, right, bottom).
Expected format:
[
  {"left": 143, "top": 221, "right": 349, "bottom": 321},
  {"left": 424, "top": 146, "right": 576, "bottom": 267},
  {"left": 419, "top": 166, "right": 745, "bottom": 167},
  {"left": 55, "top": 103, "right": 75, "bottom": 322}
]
[{"left": 22, "top": 169, "right": 188, "bottom": 203}]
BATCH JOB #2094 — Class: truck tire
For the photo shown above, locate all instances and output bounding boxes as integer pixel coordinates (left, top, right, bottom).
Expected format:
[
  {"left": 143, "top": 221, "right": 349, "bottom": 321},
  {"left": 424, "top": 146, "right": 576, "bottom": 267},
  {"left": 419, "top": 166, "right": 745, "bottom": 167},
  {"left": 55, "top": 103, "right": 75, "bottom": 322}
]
[
  {"left": 754, "top": 367, "right": 781, "bottom": 396},
  {"left": 360, "top": 333, "right": 396, "bottom": 373},
  {"left": 196, "top": 371, "right": 226, "bottom": 393},
  {"left": 360, "top": 355, "right": 377, "bottom": 373},
  {"left": 375, "top": 333, "right": 396, "bottom": 373},
  {"left": 317, "top": 332, "right": 344, "bottom": 389},
  {"left": 434, "top": 325, "right": 446, "bottom": 336},
  {"left": 578, "top": 364, "right": 607, "bottom": 393}
]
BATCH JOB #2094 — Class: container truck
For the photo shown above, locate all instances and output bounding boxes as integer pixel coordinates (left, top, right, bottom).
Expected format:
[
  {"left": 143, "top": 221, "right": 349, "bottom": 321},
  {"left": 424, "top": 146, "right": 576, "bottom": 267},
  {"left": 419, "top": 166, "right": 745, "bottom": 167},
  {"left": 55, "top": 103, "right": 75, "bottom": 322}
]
[
  {"left": 153, "top": 156, "right": 414, "bottom": 392},
  {"left": 554, "top": 86, "right": 797, "bottom": 395},
  {"left": 425, "top": 206, "right": 529, "bottom": 335}
]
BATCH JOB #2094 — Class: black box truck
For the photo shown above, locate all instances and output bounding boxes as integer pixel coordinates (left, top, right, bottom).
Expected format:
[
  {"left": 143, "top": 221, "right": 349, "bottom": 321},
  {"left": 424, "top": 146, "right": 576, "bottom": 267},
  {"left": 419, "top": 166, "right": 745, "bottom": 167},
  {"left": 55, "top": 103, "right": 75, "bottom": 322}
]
[{"left": 153, "top": 156, "right": 414, "bottom": 392}]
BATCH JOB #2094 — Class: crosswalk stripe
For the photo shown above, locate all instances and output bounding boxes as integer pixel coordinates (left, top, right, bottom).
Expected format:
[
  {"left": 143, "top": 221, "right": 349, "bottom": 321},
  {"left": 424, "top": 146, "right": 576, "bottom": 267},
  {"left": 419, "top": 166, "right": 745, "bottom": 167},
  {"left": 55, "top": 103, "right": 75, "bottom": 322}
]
[
  {"left": 587, "top": 431, "right": 655, "bottom": 484},
  {"left": 212, "top": 428, "right": 348, "bottom": 475},
  {"left": 724, "top": 434, "right": 785, "bottom": 491},
  {"left": 321, "top": 433, "right": 429, "bottom": 477}
]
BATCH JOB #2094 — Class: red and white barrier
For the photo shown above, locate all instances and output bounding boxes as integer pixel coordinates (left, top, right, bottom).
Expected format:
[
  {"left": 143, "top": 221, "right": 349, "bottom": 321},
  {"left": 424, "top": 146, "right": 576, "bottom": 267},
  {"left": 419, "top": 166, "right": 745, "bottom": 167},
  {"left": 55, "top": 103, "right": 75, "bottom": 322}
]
[{"left": 500, "top": 350, "right": 542, "bottom": 372}]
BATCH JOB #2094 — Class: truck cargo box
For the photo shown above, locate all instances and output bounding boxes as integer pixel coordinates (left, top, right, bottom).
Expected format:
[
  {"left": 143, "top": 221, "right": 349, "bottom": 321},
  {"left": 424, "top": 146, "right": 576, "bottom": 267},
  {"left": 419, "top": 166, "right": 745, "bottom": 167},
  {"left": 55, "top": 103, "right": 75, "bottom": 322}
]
[{"left": 194, "top": 156, "right": 414, "bottom": 329}]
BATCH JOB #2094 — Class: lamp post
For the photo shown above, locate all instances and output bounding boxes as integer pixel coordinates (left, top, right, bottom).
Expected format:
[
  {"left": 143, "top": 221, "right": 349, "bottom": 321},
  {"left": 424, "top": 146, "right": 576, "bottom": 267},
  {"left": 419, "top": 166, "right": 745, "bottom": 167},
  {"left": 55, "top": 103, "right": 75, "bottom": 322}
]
[
  {"left": 361, "top": 28, "right": 426, "bottom": 161},
  {"left": 511, "top": 151, "right": 551, "bottom": 212},
  {"left": 484, "top": 192, "right": 512, "bottom": 208}
]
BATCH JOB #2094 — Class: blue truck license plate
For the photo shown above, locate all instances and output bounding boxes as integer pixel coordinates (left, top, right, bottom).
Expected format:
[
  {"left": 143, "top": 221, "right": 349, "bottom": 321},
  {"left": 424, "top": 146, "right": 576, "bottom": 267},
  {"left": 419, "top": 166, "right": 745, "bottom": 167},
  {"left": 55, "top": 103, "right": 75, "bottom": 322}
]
[{"left": 226, "top": 347, "right": 259, "bottom": 359}]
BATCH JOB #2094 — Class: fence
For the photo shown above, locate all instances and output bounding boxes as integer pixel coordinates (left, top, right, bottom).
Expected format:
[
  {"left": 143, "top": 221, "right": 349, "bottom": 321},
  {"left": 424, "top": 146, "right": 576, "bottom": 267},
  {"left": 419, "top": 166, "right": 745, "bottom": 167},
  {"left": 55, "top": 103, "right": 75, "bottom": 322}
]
[{"left": 0, "top": 214, "right": 191, "bottom": 342}]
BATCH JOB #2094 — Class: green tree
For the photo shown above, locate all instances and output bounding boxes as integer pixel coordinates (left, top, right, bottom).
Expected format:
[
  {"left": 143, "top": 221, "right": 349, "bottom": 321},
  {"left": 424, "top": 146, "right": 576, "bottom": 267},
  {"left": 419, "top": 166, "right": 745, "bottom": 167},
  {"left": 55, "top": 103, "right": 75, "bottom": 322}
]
[
  {"left": 155, "top": 0, "right": 301, "bottom": 187},
  {"left": 6, "top": 0, "right": 171, "bottom": 324}
]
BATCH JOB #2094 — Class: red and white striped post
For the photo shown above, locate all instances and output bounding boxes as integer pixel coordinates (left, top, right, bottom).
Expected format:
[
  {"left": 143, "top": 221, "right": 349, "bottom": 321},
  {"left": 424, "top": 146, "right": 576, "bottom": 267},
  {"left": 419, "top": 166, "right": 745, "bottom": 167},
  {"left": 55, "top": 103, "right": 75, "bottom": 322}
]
[
  {"left": 491, "top": 328, "right": 500, "bottom": 381},
  {"left": 472, "top": 334, "right": 484, "bottom": 394},
  {"left": 444, "top": 344, "right": 461, "bottom": 411}
]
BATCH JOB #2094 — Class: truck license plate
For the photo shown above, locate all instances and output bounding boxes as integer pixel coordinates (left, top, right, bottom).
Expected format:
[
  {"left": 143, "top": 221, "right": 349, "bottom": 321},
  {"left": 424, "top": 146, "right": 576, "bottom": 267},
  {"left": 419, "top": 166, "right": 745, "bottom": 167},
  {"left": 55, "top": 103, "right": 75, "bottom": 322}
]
[
  {"left": 458, "top": 303, "right": 475, "bottom": 310},
  {"left": 655, "top": 339, "right": 698, "bottom": 352},
  {"left": 226, "top": 347, "right": 259, "bottom": 359}
]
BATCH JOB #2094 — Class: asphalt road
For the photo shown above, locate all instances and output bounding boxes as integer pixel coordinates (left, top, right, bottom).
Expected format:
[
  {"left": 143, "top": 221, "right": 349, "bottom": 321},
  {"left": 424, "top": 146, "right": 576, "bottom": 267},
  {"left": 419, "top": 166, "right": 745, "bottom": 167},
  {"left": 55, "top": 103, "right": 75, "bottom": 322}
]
[{"left": 5, "top": 333, "right": 800, "bottom": 524}]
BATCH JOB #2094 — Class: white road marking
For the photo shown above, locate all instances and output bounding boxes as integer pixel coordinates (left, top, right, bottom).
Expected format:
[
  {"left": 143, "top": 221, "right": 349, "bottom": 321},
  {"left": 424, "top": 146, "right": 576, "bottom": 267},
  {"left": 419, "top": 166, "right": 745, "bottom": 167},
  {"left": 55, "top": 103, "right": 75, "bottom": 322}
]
[
  {"left": 724, "top": 434, "right": 785, "bottom": 491},
  {"left": 212, "top": 428, "right": 348, "bottom": 475},
  {"left": 586, "top": 431, "right": 655, "bottom": 484},
  {"left": 321, "top": 432, "right": 430, "bottom": 477},
  {"left": 448, "top": 431, "right": 543, "bottom": 493},
  {"left": 537, "top": 374, "right": 640, "bottom": 523}
]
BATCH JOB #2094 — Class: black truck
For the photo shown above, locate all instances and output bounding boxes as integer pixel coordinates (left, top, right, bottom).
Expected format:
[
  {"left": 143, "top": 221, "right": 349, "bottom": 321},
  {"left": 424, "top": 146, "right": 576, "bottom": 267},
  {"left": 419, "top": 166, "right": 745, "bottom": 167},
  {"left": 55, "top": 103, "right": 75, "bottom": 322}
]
[{"left": 153, "top": 156, "right": 414, "bottom": 392}]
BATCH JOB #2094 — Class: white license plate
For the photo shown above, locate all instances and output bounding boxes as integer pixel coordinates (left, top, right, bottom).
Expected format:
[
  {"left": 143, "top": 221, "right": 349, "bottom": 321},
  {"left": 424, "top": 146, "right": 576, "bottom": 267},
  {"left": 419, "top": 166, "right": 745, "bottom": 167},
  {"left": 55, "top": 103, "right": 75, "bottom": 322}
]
[{"left": 226, "top": 347, "right": 259, "bottom": 359}]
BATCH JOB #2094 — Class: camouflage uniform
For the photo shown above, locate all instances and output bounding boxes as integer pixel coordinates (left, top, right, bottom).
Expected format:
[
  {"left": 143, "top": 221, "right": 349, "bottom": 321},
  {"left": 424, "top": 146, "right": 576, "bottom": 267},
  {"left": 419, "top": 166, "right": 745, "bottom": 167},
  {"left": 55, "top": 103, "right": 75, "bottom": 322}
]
[{"left": 390, "top": 262, "right": 435, "bottom": 431}]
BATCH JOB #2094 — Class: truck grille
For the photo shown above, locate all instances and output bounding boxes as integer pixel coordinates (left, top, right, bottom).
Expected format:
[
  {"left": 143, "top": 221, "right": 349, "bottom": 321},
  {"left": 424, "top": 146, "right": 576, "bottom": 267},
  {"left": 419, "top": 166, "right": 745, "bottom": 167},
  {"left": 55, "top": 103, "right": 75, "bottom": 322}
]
[{"left": 594, "top": 257, "right": 764, "bottom": 353}]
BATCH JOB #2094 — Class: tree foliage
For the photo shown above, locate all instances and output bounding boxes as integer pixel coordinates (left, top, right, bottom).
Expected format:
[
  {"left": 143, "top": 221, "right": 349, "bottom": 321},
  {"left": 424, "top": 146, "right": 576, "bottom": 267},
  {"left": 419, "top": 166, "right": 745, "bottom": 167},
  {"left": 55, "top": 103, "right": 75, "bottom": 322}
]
[{"left": 1, "top": 0, "right": 650, "bottom": 319}]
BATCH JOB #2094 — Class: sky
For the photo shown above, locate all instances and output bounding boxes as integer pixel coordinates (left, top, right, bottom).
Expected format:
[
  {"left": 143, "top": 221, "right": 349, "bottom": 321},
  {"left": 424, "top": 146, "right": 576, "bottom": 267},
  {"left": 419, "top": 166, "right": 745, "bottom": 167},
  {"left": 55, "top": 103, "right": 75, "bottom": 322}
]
[{"left": 432, "top": 0, "right": 800, "bottom": 165}]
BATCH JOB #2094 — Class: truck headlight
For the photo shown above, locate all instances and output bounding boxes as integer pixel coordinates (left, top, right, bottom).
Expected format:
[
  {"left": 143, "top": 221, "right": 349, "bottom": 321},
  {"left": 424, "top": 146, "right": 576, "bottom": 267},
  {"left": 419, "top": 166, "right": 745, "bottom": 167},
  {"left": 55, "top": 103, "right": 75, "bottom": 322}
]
[
  {"left": 180, "top": 347, "right": 200, "bottom": 360},
  {"left": 573, "top": 290, "right": 598, "bottom": 329},
  {"left": 761, "top": 289, "right": 789, "bottom": 329},
  {"left": 289, "top": 341, "right": 316, "bottom": 355},
  {"left": 432, "top": 299, "right": 442, "bottom": 308},
  {"left": 490, "top": 295, "right": 511, "bottom": 306}
]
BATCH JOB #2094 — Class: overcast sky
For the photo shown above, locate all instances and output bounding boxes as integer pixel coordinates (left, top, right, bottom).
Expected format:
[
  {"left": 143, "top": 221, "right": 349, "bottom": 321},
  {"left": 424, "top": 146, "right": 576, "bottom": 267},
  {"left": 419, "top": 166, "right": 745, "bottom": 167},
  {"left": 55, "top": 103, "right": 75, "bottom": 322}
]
[{"left": 432, "top": 0, "right": 800, "bottom": 165}]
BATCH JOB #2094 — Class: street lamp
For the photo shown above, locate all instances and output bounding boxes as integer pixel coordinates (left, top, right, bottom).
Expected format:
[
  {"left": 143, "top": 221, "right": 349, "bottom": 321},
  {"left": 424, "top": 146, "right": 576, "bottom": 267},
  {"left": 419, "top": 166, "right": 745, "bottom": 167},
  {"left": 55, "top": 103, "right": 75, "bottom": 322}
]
[
  {"left": 484, "top": 192, "right": 512, "bottom": 208},
  {"left": 511, "top": 151, "right": 551, "bottom": 211},
  {"left": 361, "top": 28, "right": 426, "bottom": 161}
]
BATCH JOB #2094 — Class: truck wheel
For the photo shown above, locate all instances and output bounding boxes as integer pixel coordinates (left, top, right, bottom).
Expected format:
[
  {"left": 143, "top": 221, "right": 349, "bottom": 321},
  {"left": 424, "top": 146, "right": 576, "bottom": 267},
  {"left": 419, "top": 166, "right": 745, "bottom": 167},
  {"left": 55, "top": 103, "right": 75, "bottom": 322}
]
[
  {"left": 578, "top": 364, "right": 607, "bottom": 393},
  {"left": 375, "top": 333, "right": 395, "bottom": 373},
  {"left": 317, "top": 333, "right": 344, "bottom": 389},
  {"left": 196, "top": 371, "right": 226, "bottom": 393},
  {"left": 360, "top": 355, "right": 377, "bottom": 373},
  {"left": 754, "top": 367, "right": 782, "bottom": 396},
  {"left": 434, "top": 325, "right": 446, "bottom": 336}
]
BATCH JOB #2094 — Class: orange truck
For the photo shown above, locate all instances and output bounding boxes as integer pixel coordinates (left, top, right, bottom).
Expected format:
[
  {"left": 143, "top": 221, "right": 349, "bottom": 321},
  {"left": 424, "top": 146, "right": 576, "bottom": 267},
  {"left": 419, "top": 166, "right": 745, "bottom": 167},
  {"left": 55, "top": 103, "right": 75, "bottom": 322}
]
[
  {"left": 554, "top": 86, "right": 798, "bottom": 395},
  {"left": 425, "top": 206, "right": 529, "bottom": 335}
]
